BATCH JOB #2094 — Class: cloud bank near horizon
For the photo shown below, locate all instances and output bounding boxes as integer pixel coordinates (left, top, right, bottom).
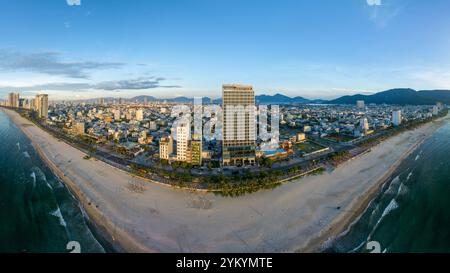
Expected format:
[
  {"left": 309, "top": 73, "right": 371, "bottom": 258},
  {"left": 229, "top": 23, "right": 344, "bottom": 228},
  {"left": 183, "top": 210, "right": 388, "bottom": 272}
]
[
  {"left": 0, "top": 76, "right": 181, "bottom": 95},
  {"left": 0, "top": 49, "right": 123, "bottom": 79}
]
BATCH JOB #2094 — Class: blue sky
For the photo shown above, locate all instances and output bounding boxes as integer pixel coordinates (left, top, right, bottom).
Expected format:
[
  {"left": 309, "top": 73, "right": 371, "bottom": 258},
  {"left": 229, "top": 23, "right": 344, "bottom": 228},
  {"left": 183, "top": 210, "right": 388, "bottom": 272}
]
[{"left": 1, "top": 0, "right": 450, "bottom": 100}]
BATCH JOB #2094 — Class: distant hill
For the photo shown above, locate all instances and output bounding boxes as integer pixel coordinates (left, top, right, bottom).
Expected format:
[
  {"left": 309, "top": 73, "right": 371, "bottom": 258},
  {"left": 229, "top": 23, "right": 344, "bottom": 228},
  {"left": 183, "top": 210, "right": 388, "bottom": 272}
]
[
  {"left": 213, "top": 94, "right": 312, "bottom": 105},
  {"left": 130, "top": 93, "right": 314, "bottom": 105},
  {"left": 255, "top": 93, "right": 310, "bottom": 104},
  {"left": 327, "top": 88, "right": 450, "bottom": 105},
  {"left": 87, "top": 88, "right": 450, "bottom": 106}
]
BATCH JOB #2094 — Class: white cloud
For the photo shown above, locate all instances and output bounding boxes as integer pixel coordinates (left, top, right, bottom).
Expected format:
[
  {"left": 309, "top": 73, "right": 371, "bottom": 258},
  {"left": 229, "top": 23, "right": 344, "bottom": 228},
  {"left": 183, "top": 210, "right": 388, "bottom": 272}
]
[
  {"left": 66, "top": 0, "right": 81, "bottom": 6},
  {"left": 367, "top": 0, "right": 381, "bottom": 6}
]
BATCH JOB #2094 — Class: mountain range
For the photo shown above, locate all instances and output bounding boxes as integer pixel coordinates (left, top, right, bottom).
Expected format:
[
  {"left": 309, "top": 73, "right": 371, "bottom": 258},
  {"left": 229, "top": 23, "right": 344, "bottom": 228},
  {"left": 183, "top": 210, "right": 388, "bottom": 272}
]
[
  {"left": 326, "top": 88, "right": 450, "bottom": 105},
  {"left": 89, "top": 88, "right": 450, "bottom": 105}
]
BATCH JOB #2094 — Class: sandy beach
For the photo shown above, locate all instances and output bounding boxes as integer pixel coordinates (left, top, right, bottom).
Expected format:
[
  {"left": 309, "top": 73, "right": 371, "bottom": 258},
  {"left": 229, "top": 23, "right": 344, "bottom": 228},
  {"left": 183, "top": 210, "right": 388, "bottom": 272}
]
[{"left": 3, "top": 108, "right": 448, "bottom": 253}]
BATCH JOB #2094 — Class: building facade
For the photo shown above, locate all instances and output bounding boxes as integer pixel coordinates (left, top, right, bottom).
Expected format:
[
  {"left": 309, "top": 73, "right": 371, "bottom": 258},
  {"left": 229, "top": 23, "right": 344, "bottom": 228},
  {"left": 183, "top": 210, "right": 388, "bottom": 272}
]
[
  {"left": 222, "top": 84, "right": 256, "bottom": 165},
  {"left": 35, "top": 94, "right": 49, "bottom": 119},
  {"left": 8, "top": 93, "right": 19, "bottom": 108},
  {"left": 159, "top": 135, "right": 173, "bottom": 160},
  {"left": 392, "top": 110, "right": 402, "bottom": 126},
  {"left": 190, "top": 133, "right": 202, "bottom": 166},
  {"left": 176, "top": 123, "right": 189, "bottom": 161}
]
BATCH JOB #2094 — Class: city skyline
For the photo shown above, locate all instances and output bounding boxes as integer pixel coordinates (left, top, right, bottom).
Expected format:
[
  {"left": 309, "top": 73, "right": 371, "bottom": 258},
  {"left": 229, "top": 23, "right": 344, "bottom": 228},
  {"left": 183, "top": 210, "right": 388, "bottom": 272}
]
[{"left": 2, "top": 0, "right": 450, "bottom": 100}]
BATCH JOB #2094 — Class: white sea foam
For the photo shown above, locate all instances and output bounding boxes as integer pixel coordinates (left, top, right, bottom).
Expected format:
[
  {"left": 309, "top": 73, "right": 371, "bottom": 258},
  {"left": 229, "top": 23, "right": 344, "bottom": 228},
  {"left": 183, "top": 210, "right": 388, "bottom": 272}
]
[
  {"left": 50, "top": 207, "right": 67, "bottom": 227},
  {"left": 397, "top": 183, "right": 409, "bottom": 196},
  {"left": 385, "top": 176, "right": 400, "bottom": 195},
  {"left": 30, "top": 167, "right": 53, "bottom": 189},
  {"left": 349, "top": 241, "right": 366, "bottom": 253},
  {"left": 30, "top": 172, "right": 36, "bottom": 188},
  {"left": 16, "top": 142, "right": 20, "bottom": 150},
  {"left": 368, "top": 199, "right": 399, "bottom": 240},
  {"left": 381, "top": 199, "right": 399, "bottom": 220},
  {"left": 406, "top": 172, "right": 413, "bottom": 181}
]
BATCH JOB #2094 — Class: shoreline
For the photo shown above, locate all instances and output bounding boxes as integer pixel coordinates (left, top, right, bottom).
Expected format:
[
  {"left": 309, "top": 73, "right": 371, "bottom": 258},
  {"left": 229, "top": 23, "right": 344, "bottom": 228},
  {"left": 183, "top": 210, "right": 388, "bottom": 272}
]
[
  {"left": 2, "top": 107, "right": 448, "bottom": 253},
  {"left": 2, "top": 109, "right": 147, "bottom": 252},
  {"left": 300, "top": 133, "right": 429, "bottom": 252},
  {"left": 300, "top": 113, "right": 449, "bottom": 252}
]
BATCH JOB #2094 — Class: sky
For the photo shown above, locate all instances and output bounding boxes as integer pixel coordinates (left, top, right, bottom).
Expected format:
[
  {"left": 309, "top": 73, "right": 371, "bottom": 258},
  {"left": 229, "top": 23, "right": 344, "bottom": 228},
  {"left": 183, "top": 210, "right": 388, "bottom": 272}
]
[{"left": 1, "top": 0, "right": 450, "bottom": 100}]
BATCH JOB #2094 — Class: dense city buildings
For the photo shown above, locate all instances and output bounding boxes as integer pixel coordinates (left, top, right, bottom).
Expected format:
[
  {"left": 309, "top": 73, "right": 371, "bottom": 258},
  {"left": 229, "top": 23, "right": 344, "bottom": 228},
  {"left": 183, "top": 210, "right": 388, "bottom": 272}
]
[
  {"left": 222, "top": 84, "right": 256, "bottom": 166},
  {"left": 2, "top": 89, "right": 447, "bottom": 172}
]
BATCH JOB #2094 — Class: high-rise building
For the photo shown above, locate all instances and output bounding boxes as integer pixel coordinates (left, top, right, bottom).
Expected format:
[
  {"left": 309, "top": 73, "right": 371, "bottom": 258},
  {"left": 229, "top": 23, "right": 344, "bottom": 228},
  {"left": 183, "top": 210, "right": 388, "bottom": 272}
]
[
  {"left": 360, "top": 117, "right": 369, "bottom": 131},
  {"left": 35, "top": 94, "right": 49, "bottom": 119},
  {"left": 222, "top": 84, "right": 256, "bottom": 165},
  {"left": 190, "top": 133, "right": 202, "bottom": 166},
  {"left": 136, "top": 109, "right": 144, "bottom": 121},
  {"left": 392, "top": 110, "right": 402, "bottom": 126},
  {"left": 176, "top": 123, "right": 189, "bottom": 161},
  {"left": 356, "top": 100, "right": 365, "bottom": 109},
  {"left": 159, "top": 135, "right": 173, "bottom": 160},
  {"left": 29, "top": 98, "right": 36, "bottom": 111},
  {"left": 8, "top": 92, "right": 19, "bottom": 108}
]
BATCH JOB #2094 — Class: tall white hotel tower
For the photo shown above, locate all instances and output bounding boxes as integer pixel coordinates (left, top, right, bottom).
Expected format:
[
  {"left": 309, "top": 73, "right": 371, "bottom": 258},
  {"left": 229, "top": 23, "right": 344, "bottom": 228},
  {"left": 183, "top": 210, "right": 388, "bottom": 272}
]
[
  {"left": 176, "top": 122, "right": 189, "bottom": 162},
  {"left": 222, "top": 84, "right": 256, "bottom": 166},
  {"left": 392, "top": 110, "right": 402, "bottom": 126}
]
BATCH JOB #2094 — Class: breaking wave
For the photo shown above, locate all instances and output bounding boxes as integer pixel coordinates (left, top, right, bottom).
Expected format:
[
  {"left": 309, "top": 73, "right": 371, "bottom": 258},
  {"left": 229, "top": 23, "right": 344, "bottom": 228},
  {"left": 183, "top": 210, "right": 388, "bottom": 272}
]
[
  {"left": 368, "top": 199, "right": 399, "bottom": 240},
  {"left": 406, "top": 172, "right": 413, "bottom": 181},
  {"left": 385, "top": 176, "right": 400, "bottom": 195},
  {"left": 30, "top": 171, "right": 36, "bottom": 188},
  {"left": 397, "top": 183, "right": 409, "bottom": 196},
  {"left": 50, "top": 207, "right": 67, "bottom": 227}
]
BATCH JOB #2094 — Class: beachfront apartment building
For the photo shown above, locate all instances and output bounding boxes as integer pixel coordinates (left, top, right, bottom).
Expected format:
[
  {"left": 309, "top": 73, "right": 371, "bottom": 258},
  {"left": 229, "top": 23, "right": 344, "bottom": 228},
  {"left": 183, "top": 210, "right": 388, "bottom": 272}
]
[
  {"left": 35, "top": 94, "right": 49, "bottom": 119},
  {"left": 222, "top": 84, "right": 256, "bottom": 166},
  {"left": 159, "top": 135, "right": 173, "bottom": 160},
  {"left": 176, "top": 123, "right": 189, "bottom": 161},
  {"left": 392, "top": 110, "right": 402, "bottom": 126},
  {"left": 8, "top": 93, "right": 19, "bottom": 108},
  {"left": 190, "top": 133, "right": 202, "bottom": 166},
  {"left": 360, "top": 118, "right": 369, "bottom": 131}
]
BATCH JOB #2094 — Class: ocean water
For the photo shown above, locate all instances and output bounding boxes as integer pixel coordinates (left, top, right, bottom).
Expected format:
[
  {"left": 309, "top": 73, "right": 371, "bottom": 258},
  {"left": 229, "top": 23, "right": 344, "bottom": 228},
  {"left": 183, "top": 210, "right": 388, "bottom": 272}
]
[
  {"left": 326, "top": 116, "right": 450, "bottom": 253},
  {"left": 0, "top": 110, "right": 107, "bottom": 253}
]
